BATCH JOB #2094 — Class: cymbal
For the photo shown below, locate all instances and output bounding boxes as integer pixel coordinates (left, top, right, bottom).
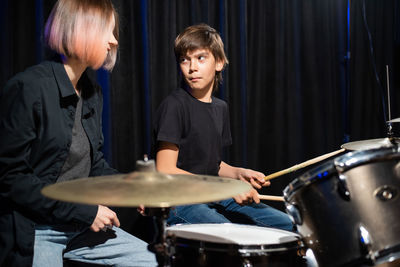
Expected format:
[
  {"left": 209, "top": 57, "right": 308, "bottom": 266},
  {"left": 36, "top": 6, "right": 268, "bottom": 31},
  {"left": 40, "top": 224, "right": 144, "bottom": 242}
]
[
  {"left": 341, "top": 137, "right": 400, "bottom": 151},
  {"left": 387, "top": 117, "right": 400, "bottom": 123},
  {"left": 41, "top": 172, "right": 252, "bottom": 208}
]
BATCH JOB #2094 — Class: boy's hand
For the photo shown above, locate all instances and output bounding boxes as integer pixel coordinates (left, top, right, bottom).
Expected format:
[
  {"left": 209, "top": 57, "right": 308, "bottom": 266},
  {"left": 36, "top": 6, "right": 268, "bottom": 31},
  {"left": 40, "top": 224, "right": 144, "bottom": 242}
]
[
  {"left": 233, "top": 188, "right": 260, "bottom": 205},
  {"left": 237, "top": 168, "right": 270, "bottom": 189}
]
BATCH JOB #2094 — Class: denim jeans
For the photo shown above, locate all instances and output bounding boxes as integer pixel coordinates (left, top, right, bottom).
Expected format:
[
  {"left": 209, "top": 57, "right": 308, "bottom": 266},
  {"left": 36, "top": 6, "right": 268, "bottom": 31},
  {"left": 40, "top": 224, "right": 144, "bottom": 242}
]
[
  {"left": 167, "top": 198, "right": 294, "bottom": 231},
  {"left": 33, "top": 225, "right": 157, "bottom": 267}
]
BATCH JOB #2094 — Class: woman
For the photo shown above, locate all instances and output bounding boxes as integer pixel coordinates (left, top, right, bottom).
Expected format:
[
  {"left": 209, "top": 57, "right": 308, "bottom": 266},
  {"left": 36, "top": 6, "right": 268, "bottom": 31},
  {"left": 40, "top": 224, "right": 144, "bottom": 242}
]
[{"left": 0, "top": 0, "right": 156, "bottom": 266}]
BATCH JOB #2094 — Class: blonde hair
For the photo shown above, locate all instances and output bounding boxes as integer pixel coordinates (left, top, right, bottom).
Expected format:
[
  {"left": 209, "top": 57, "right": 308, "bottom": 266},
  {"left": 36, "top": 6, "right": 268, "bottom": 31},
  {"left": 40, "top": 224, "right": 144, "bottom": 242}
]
[
  {"left": 175, "top": 24, "right": 228, "bottom": 91},
  {"left": 45, "top": 0, "right": 119, "bottom": 70}
]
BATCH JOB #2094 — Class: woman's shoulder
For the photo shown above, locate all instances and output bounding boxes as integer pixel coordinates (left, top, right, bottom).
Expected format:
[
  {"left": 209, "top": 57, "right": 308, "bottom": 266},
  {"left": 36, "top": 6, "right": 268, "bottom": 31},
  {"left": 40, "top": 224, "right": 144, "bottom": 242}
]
[
  {"left": 7, "top": 61, "right": 53, "bottom": 85},
  {"left": 2, "top": 61, "right": 55, "bottom": 96}
]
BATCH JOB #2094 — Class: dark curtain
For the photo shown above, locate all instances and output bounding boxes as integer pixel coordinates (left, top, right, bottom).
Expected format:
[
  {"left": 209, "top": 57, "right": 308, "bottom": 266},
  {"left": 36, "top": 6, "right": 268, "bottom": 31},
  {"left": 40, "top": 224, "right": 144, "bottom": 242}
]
[
  {"left": 109, "top": 0, "right": 400, "bottom": 198},
  {"left": 350, "top": 0, "right": 400, "bottom": 140},
  {"left": 1, "top": 0, "right": 399, "bottom": 234}
]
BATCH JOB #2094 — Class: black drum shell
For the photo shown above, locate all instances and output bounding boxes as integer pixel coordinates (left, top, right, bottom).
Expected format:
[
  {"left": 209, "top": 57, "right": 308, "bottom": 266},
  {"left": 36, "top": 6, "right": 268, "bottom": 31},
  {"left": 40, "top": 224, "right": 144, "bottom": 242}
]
[
  {"left": 167, "top": 224, "right": 306, "bottom": 267},
  {"left": 170, "top": 237, "right": 305, "bottom": 267},
  {"left": 285, "top": 148, "right": 400, "bottom": 267}
]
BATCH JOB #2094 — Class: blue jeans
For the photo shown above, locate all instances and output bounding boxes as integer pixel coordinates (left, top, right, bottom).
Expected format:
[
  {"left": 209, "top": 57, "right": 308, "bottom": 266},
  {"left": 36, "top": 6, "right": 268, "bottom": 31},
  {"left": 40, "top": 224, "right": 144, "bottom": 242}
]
[
  {"left": 167, "top": 198, "right": 294, "bottom": 231},
  {"left": 33, "top": 225, "right": 157, "bottom": 267}
]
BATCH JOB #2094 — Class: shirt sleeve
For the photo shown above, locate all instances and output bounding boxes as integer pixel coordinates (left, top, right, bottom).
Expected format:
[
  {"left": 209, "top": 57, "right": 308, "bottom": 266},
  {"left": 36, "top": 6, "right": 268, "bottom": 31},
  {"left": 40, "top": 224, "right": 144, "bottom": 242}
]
[{"left": 153, "top": 96, "right": 184, "bottom": 147}]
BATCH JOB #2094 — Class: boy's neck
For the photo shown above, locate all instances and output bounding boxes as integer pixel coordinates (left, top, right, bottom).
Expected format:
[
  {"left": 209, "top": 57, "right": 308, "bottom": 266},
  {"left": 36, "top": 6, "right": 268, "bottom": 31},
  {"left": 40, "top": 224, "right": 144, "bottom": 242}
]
[{"left": 186, "top": 86, "right": 213, "bottom": 103}]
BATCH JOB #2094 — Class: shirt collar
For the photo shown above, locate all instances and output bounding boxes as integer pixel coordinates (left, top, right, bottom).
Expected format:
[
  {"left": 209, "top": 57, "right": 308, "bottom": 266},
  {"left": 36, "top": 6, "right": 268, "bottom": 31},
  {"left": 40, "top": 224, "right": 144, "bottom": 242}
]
[{"left": 51, "top": 60, "right": 77, "bottom": 98}]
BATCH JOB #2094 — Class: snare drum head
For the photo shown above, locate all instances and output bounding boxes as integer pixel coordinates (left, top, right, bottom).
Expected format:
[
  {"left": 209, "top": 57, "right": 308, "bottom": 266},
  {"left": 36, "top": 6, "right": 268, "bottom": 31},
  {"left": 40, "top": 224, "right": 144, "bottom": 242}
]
[{"left": 166, "top": 223, "right": 300, "bottom": 245}]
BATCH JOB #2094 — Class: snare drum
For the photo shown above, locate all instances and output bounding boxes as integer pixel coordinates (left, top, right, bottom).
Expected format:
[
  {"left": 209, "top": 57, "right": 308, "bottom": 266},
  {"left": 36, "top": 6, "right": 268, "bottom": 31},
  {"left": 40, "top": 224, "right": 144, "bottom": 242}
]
[
  {"left": 166, "top": 223, "right": 306, "bottom": 267},
  {"left": 284, "top": 147, "right": 400, "bottom": 267}
]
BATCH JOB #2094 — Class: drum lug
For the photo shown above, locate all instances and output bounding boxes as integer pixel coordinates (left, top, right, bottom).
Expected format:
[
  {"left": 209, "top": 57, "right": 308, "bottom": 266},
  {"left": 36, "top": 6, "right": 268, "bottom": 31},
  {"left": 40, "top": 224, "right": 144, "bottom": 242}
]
[
  {"left": 337, "top": 174, "right": 351, "bottom": 201},
  {"left": 286, "top": 203, "right": 303, "bottom": 225},
  {"left": 374, "top": 185, "right": 398, "bottom": 201},
  {"left": 241, "top": 258, "right": 253, "bottom": 267},
  {"left": 359, "top": 224, "right": 376, "bottom": 262}
]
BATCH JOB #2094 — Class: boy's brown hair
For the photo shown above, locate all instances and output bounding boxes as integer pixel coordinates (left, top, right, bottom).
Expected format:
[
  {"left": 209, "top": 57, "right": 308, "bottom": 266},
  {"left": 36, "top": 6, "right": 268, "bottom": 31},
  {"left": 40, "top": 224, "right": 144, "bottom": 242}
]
[{"left": 174, "top": 23, "right": 229, "bottom": 91}]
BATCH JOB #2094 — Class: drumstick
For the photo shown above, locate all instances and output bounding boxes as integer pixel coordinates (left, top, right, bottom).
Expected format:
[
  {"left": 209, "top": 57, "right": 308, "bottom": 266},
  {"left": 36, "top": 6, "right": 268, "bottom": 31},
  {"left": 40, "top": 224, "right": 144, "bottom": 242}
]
[
  {"left": 258, "top": 194, "right": 284, "bottom": 202},
  {"left": 264, "top": 148, "right": 346, "bottom": 181}
]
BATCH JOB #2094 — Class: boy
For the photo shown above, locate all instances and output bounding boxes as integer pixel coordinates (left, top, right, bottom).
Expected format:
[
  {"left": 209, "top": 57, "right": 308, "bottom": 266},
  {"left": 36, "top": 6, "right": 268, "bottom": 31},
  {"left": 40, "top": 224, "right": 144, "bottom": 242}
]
[{"left": 153, "top": 24, "right": 292, "bottom": 231}]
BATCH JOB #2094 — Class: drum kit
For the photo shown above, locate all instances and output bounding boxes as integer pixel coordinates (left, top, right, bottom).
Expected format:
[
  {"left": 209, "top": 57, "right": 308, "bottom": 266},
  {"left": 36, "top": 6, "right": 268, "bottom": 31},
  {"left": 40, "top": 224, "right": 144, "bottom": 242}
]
[{"left": 42, "top": 127, "right": 400, "bottom": 266}]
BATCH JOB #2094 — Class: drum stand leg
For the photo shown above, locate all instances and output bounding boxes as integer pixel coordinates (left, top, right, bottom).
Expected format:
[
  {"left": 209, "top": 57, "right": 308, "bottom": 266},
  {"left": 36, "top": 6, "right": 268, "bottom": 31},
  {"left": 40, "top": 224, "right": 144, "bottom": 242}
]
[{"left": 147, "top": 208, "right": 172, "bottom": 267}]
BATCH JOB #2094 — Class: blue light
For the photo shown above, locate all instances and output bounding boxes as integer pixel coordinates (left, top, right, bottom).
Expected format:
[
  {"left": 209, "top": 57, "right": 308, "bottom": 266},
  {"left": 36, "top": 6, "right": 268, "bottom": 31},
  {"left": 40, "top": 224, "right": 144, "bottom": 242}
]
[{"left": 317, "top": 171, "right": 329, "bottom": 179}]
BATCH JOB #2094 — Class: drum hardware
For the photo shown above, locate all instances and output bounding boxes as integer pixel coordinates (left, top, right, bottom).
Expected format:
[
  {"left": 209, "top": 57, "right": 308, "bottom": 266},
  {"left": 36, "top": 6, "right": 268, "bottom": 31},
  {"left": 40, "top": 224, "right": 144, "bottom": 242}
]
[
  {"left": 335, "top": 146, "right": 400, "bottom": 171},
  {"left": 386, "top": 65, "right": 393, "bottom": 141},
  {"left": 373, "top": 245, "right": 400, "bottom": 266},
  {"left": 388, "top": 118, "right": 400, "bottom": 123},
  {"left": 285, "top": 204, "right": 302, "bottom": 225},
  {"left": 135, "top": 154, "right": 174, "bottom": 265},
  {"left": 242, "top": 259, "right": 252, "bottom": 267},
  {"left": 385, "top": 65, "right": 395, "bottom": 139},
  {"left": 375, "top": 258, "right": 400, "bottom": 267},
  {"left": 135, "top": 154, "right": 157, "bottom": 172},
  {"left": 145, "top": 207, "right": 173, "bottom": 267},
  {"left": 359, "top": 224, "right": 374, "bottom": 261},
  {"left": 374, "top": 185, "right": 397, "bottom": 201},
  {"left": 337, "top": 174, "right": 350, "bottom": 201}
]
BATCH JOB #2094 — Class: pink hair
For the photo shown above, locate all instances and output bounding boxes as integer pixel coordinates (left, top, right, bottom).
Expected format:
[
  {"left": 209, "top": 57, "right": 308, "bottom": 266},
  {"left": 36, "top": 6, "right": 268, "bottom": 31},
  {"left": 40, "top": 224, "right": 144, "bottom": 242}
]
[{"left": 45, "top": 0, "right": 119, "bottom": 70}]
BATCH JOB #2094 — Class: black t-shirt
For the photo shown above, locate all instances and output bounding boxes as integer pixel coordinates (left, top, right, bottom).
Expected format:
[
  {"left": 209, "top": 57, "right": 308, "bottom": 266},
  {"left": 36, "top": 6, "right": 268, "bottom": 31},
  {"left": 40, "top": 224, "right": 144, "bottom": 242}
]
[{"left": 153, "top": 88, "right": 232, "bottom": 176}]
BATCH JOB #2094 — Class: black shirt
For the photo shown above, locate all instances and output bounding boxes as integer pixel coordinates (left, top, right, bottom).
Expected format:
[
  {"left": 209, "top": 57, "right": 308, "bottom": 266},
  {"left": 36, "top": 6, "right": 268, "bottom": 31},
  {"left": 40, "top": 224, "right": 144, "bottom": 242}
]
[
  {"left": 0, "top": 60, "right": 117, "bottom": 266},
  {"left": 153, "top": 88, "right": 232, "bottom": 176}
]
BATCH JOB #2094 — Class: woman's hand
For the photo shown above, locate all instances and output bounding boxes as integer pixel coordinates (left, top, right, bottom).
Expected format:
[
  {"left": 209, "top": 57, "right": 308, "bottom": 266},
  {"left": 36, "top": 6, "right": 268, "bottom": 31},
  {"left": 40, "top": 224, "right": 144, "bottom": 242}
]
[
  {"left": 137, "top": 205, "right": 146, "bottom": 216},
  {"left": 90, "top": 205, "right": 120, "bottom": 232}
]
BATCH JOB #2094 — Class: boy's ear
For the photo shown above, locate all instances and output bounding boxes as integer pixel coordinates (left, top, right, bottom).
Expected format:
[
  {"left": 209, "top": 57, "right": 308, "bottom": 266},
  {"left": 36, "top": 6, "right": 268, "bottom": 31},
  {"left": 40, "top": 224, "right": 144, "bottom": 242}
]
[{"left": 215, "top": 60, "right": 224, "bottom": 72}]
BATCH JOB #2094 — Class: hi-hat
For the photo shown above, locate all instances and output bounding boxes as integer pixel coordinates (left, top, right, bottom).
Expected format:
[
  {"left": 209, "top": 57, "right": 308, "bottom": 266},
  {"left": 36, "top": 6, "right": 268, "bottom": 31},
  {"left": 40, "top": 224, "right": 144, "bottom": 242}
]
[
  {"left": 387, "top": 117, "right": 400, "bottom": 123},
  {"left": 341, "top": 137, "right": 400, "bottom": 151},
  {"left": 41, "top": 172, "right": 252, "bottom": 208}
]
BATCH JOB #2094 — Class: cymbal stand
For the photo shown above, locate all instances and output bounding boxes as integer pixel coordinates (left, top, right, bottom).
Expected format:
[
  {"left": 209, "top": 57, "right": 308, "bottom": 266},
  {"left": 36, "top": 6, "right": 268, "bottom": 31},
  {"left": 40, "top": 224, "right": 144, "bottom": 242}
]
[
  {"left": 385, "top": 65, "right": 394, "bottom": 140},
  {"left": 147, "top": 207, "right": 172, "bottom": 267},
  {"left": 135, "top": 157, "right": 173, "bottom": 266}
]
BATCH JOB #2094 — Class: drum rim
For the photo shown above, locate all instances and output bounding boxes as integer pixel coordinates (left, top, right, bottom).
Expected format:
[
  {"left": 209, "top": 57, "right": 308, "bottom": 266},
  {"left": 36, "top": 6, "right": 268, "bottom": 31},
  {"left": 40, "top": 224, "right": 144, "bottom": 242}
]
[
  {"left": 373, "top": 243, "right": 400, "bottom": 265},
  {"left": 171, "top": 237, "right": 302, "bottom": 255},
  {"left": 167, "top": 223, "right": 299, "bottom": 236},
  {"left": 283, "top": 146, "right": 400, "bottom": 200}
]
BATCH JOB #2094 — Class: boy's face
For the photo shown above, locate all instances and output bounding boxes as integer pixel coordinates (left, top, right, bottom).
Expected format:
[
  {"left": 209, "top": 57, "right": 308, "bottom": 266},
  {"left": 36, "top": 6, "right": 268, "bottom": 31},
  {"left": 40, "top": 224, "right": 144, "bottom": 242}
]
[{"left": 179, "top": 48, "right": 224, "bottom": 93}]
